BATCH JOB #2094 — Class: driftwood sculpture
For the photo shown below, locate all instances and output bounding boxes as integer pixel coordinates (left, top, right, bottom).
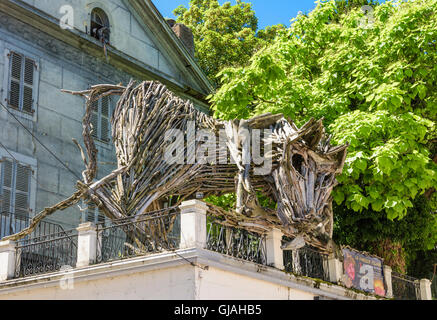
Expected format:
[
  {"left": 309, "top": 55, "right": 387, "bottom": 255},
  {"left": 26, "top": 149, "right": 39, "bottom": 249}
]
[{"left": 4, "top": 80, "right": 347, "bottom": 253}]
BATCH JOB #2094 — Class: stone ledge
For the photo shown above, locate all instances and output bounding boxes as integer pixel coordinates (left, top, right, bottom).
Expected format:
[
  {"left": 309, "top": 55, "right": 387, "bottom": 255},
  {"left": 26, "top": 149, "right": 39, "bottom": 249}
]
[{"left": 0, "top": 247, "right": 385, "bottom": 300}]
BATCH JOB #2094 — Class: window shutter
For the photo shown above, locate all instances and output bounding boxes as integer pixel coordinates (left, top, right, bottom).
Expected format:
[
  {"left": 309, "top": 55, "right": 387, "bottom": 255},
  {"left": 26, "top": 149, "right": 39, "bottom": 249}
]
[
  {"left": 86, "top": 202, "right": 105, "bottom": 225},
  {"left": 86, "top": 202, "right": 96, "bottom": 223},
  {"left": 8, "top": 52, "right": 36, "bottom": 113},
  {"left": 97, "top": 212, "right": 105, "bottom": 225},
  {"left": 14, "top": 163, "right": 31, "bottom": 219},
  {"left": 89, "top": 97, "right": 111, "bottom": 142},
  {"left": 22, "top": 58, "right": 35, "bottom": 113},
  {"left": 9, "top": 52, "right": 22, "bottom": 109},
  {"left": 100, "top": 96, "right": 110, "bottom": 142},
  {"left": 91, "top": 100, "right": 99, "bottom": 139},
  {"left": 0, "top": 159, "right": 13, "bottom": 214}
]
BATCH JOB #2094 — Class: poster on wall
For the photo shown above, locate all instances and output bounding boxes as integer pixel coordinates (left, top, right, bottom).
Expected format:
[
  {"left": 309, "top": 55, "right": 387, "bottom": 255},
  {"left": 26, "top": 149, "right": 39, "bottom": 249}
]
[{"left": 342, "top": 247, "right": 386, "bottom": 296}]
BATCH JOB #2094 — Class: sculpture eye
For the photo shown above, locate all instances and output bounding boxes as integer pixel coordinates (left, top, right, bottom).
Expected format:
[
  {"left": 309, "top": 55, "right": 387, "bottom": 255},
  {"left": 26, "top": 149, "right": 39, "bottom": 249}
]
[
  {"left": 292, "top": 154, "right": 305, "bottom": 176},
  {"left": 321, "top": 173, "right": 334, "bottom": 189}
]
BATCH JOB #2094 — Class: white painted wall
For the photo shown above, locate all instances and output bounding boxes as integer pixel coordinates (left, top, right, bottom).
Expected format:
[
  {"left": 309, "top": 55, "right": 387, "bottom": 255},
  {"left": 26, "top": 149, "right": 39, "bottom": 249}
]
[
  {"left": 0, "top": 262, "right": 314, "bottom": 300},
  {"left": 0, "top": 264, "right": 196, "bottom": 300},
  {"left": 0, "top": 249, "right": 378, "bottom": 300},
  {"left": 196, "top": 266, "right": 314, "bottom": 300}
]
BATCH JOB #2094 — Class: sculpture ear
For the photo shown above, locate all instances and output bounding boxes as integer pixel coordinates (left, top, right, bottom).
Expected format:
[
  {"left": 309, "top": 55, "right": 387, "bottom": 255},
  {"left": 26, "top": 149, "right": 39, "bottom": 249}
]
[
  {"left": 299, "top": 118, "right": 325, "bottom": 149},
  {"left": 330, "top": 144, "right": 349, "bottom": 174}
]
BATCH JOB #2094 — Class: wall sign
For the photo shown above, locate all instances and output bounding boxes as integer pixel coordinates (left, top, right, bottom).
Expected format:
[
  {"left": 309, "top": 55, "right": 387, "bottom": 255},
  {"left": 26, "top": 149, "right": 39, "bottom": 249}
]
[{"left": 342, "top": 247, "right": 386, "bottom": 296}]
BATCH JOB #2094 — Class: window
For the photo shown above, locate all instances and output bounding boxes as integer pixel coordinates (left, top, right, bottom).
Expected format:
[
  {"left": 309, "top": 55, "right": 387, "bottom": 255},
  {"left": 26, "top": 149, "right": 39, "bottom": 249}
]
[
  {"left": 7, "top": 50, "right": 37, "bottom": 114},
  {"left": 86, "top": 202, "right": 106, "bottom": 225},
  {"left": 90, "top": 8, "right": 110, "bottom": 44},
  {"left": 0, "top": 158, "right": 32, "bottom": 219},
  {"left": 91, "top": 96, "right": 112, "bottom": 143}
]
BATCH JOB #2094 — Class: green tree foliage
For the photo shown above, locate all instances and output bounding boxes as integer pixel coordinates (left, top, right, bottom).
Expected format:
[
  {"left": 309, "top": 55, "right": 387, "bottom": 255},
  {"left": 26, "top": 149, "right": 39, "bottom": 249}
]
[
  {"left": 334, "top": 195, "right": 437, "bottom": 272},
  {"left": 174, "top": 0, "right": 285, "bottom": 84},
  {"left": 335, "top": 0, "right": 379, "bottom": 13},
  {"left": 210, "top": 0, "right": 437, "bottom": 263},
  {"left": 212, "top": 0, "right": 436, "bottom": 220}
]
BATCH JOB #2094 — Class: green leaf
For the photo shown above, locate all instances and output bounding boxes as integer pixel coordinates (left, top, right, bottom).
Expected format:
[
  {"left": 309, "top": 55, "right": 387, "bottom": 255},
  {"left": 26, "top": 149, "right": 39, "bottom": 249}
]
[
  {"left": 366, "top": 93, "right": 375, "bottom": 102},
  {"left": 355, "top": 158, "right": 367, "bottom": 171},
  {"left": 371, "top": 199, "right": 384, "bottom": 212},
  {"left": 333, "top": 190, "right": 345, "bottom": 205},
  {"left": 418, "top": 68, "right": 428, "bottom": 77},
  {"left": 390, "top": 96, "right": 402, "bottom": 108},
  {"left": 417, "top": 85, "right": 427, "bottom": 100}
]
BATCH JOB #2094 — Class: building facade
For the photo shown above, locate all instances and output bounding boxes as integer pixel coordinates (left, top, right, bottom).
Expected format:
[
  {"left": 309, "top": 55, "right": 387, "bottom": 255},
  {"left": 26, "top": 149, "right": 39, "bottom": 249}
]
[{"left": 0, "top": 0, "right": 212, "bottom": 233}]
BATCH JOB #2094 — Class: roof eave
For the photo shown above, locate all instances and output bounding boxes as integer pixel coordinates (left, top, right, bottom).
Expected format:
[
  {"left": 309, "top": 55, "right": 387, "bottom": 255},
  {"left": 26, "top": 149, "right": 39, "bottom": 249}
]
[{"left": 124, "top": 0, "right": 215, "bottom": 95}]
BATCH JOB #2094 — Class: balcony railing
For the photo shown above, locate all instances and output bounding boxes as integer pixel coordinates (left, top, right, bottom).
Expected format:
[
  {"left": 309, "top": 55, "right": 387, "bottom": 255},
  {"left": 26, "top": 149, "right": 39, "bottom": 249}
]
[
  {"left": 0, "top": 211, "right": 70, "bottom": 241},
  {"left": 1, "top": 200, "right": 432, "bottom": 300},
  {"left": 96, "top": 207, "right": 180, "bottom": 263},
  {"left": 206, "top": 221, "right": 267, "bottom": 266},
  {"left": 14, "top": 229, "right": 78, "bottom": 278},
  {"left": 392, "top": 272, "right": 419, "bottom": 300},
  {"left": 283, "top": 246, "right": 330, "bottom": 282}
]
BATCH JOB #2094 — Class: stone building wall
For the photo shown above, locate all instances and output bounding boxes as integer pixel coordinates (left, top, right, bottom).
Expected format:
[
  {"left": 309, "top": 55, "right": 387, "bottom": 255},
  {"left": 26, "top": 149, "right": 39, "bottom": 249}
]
[
  {"left": 0, "top": 1, "right": 210, "bottom": 230},
  {"left": 19, "top": 0, "right": 185, "bottom": 85},
  {"left": 0, "top": 11, "right": 129, "bottom": 228}
]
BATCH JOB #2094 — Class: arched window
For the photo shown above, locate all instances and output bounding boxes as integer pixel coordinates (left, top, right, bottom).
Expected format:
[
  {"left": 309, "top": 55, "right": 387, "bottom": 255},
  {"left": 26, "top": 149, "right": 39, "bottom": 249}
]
[{"left": 90, "top": 8, "right": 110, "bottom": 44}]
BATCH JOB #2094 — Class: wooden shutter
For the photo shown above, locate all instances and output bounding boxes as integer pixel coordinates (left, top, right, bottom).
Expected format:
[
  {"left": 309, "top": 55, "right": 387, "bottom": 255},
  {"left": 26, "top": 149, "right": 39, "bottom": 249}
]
[
  {"left": 8, "top": 52, "right": 35, "bottom": 113},
  {"left": 100, "top": 96, "right": 110, "bottom": 142},
  {"left": 0, "top": 159, "right": 30, "bottom": 219},
  {"left": 22, "top": 58, "right": 35, "bottom": 113},
  {"left": 9, "top": 52, "right": 22, "bottom": 109},
  {"left": 97, "top": 212, "right": 105, "bottom": 225},
  {"left": 86, "top": 202, "right": 96, "bottom": 223},
  {"left": 89, "top": 97, "right": 111, "bottom": 142},
  {"left": 14, "top": 163, "right": 31, "bottom": 218},
  {"left": 91, "top": 99, "right": 99, "bottom": 139},
  {"left": 0, "top": 159, "right": 13, "bottom": 214},
  {"left": 87, "top": 202, "right": 105, "bottom": 225}
]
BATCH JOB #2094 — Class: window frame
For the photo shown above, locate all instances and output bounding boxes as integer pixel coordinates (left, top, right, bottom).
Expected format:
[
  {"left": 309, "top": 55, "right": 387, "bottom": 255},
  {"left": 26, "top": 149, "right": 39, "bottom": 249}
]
[
  {"left": 0, "top": 149, "right": 37, "bottom": 219},
  {"left": 2, "top": 46, "right": 40, "bottom": 122},
  {"left": 90, "top": 7, "right": 111, "bottom": 44}
]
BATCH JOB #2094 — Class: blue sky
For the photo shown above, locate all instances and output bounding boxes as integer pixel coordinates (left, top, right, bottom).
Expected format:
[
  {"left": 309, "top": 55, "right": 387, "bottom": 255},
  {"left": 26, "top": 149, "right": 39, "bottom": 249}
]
[{"left": 152, "top": 0, "right": 320, "bottom": 30}]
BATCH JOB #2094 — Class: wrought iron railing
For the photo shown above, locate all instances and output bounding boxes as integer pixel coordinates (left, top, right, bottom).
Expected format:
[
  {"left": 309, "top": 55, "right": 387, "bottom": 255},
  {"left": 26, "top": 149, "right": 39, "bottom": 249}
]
[
  {"left": 0, "top": 211, "right": 29, "bottom": 239},
  {"left": 0, "top": 211, "right": 71, "bottom": 240},
  {"left": 283, "top": 246, "right": 330, "bottom": 282},
  {"left": 14, "top": 229, "right": 78, "bottom": 278},
  {"left": 206, "top": 221, "right": 267, "bottom": 265},
  {"left": 96, "top": 208, "right": 180, "bottom": 263},
  {"left": 392, "top": 272, "right": 419, "bottom": 300}
]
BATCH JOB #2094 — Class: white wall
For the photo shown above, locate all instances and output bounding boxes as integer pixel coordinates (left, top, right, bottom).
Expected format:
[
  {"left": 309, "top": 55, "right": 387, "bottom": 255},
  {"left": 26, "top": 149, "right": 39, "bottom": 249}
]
[
  {"left": 0, "top": 249, "right": 375, "bottom": 300},
  {"left": 0, "top": 263, "right": 315, "bottom": 300},
  {"left": 196, "top": 266, "right": 314, "bottom": 300},
  {"left": 0, "top": 264, "right": 196, "bottom": 300}
]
